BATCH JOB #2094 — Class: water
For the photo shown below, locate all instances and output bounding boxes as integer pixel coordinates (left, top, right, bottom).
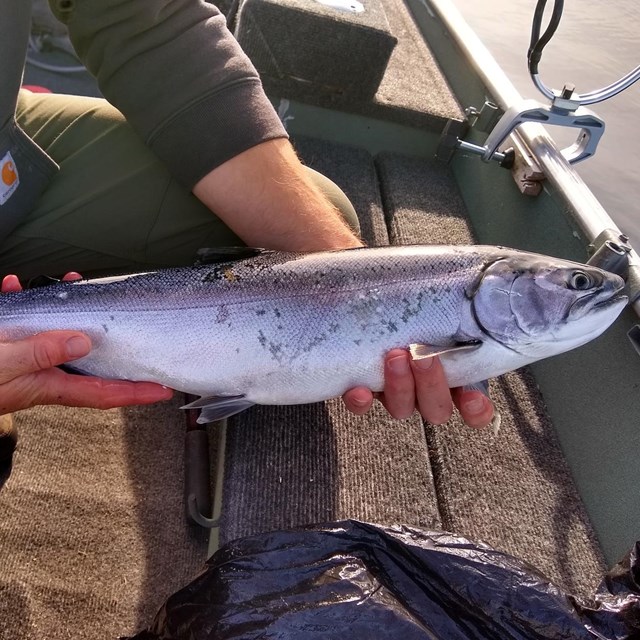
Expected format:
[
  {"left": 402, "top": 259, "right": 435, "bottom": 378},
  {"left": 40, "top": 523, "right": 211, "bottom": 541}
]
[{"left": 452, "top": 0, "right": 640, "bottom": 249}]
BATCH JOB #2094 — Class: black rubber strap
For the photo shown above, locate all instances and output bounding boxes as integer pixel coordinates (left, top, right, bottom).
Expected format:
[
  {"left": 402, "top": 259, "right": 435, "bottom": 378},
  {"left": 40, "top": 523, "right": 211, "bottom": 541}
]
[{"left": 528, "top": 0, "right": 565, "bottom": 75}]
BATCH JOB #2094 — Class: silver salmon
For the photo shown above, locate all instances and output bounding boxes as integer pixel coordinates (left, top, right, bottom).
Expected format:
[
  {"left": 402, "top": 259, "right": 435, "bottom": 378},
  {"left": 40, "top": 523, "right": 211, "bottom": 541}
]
[{"left": 0, "top": 245, "right": 627, "bottom": 422}]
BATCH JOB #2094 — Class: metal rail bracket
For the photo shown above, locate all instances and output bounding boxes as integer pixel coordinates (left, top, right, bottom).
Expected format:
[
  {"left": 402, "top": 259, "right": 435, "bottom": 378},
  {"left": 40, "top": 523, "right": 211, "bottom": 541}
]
[{"left": 437, "top": 95, "right": 605, "bottom": 174}]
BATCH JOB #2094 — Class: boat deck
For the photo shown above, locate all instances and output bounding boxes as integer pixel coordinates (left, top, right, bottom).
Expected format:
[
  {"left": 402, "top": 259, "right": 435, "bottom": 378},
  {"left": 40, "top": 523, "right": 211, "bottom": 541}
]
[{"left": 0, "top": 2, "right": 612, "bottom": 638}]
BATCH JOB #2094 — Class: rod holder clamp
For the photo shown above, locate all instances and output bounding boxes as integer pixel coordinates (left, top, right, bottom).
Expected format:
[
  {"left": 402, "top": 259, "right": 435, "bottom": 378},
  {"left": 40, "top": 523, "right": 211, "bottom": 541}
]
[
  {"left": 480, "top": 98, "right": 605, "bottom": 165},
  {"left": 439, "top": 96, "right": 605, "bottom": 168}
]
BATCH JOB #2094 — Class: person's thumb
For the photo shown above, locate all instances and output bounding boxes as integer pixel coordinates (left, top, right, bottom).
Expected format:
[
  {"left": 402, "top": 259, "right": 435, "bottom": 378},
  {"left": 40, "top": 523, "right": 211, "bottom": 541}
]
[{"left": 0, "top": 331, "right": 91, "bottom": 384}]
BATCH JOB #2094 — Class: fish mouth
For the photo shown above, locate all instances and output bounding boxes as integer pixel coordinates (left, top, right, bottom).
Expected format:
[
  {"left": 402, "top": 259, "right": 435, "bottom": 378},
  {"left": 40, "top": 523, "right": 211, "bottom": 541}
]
[
  {"left": 570, "top": 286, "right": 627, "bottom": 317},
  {"left": 556, "top": 291, "right": 628, "bottom": 347},
  {"left": 593, "top": 292, "right": 628, "bottom": 310}
]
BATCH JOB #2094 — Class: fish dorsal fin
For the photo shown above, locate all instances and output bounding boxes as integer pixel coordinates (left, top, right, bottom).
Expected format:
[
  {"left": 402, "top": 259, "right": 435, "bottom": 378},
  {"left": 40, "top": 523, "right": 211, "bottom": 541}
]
[
  {"left": 409, "top": 341, "right": 481, "bottom": 360},
  {"left": 180, "top": 394, "right": 255, "bottom": 423},
  {"left": 26, "top": 275, "right": 61, "bottom": 289},
  {"left": 194, "top": 247, "right": 275, "bottom": 265}
]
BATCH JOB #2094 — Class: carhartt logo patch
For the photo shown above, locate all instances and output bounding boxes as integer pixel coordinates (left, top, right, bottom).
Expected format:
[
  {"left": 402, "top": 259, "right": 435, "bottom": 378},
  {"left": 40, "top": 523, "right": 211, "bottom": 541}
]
[{"left": 0, "top": 152, "right": 19, "bottom": 205}]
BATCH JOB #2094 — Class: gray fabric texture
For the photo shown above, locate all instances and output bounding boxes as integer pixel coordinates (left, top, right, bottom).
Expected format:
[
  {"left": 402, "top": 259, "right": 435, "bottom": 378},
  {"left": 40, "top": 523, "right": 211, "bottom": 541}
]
[
  {"left": 0, "top": 122, "right": 59, "bottom": 239},
  {"left": 0, "top": 399, "right": 208, "bottom": 640},
  {"left": 48, "top": 0, "right": 287, "bottom": 188},
  {"left": 0, "top": 0, "right": 33, "bottom": 122},
  {"left": 222, "top": 400, "right": 440, "bottom": 545},
  {"left": 0, "top": 0, "right": 60, "bottom": 238}
]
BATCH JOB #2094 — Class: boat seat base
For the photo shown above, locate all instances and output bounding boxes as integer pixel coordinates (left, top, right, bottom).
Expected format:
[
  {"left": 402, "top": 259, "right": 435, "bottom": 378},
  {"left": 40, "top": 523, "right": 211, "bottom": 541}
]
[{"left": 235, "top": 0, "right": 398, "bottom": 100}]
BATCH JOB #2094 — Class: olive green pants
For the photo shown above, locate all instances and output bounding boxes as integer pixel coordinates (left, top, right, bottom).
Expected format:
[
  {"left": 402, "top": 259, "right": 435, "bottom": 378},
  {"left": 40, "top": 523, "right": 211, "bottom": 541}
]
[{"left": 3, "top": 90, "right": 358, "bottom": 280}]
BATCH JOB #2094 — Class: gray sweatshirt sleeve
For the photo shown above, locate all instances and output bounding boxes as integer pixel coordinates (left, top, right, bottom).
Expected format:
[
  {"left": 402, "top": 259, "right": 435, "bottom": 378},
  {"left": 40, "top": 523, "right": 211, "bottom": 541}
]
[{"left": 50, "top": 0, "right": 288, "bottom": 188}]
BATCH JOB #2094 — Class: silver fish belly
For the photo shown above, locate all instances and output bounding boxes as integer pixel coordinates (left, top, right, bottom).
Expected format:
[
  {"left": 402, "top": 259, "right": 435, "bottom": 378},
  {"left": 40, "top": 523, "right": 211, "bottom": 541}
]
[{"left": 0, "top": 245, "right": 627, "bottom": 421}]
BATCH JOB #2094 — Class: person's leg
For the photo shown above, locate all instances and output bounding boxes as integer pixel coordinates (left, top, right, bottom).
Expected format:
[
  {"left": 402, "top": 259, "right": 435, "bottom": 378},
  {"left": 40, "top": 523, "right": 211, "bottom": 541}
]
[
  {"left": 0, "top": 414, "right": 16, "bottom": 490},
  {"left": 3, "top": 90, "right": 358, "bottom": 280}
]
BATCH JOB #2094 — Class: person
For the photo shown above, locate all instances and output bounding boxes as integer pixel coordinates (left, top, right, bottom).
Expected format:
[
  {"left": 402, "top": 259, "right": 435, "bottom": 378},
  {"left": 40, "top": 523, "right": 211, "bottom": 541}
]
[{"left": 0, "top": 0, "right": 494, "bottom": 481}]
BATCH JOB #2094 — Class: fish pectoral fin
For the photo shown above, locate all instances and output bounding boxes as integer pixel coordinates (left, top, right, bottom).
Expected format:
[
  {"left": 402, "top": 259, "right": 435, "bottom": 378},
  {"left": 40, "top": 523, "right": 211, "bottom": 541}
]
[
  {"left": 194, "top": 247, "right": 275, "bottom": 265},
  {"left": 409, "top": 341, "right": 481, "bottom": 360},
  {"left": 180, "top": 394, "right": 255, "bottom": 423}
]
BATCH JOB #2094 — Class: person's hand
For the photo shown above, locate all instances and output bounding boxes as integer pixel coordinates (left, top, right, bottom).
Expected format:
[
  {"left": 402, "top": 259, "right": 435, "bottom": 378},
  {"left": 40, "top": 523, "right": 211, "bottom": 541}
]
[
  {"left": 0, "top": 273, "right": 173, "bottom": 414},
  {"left": 343, "top": 348, "right": 494, "bottom": 428}
]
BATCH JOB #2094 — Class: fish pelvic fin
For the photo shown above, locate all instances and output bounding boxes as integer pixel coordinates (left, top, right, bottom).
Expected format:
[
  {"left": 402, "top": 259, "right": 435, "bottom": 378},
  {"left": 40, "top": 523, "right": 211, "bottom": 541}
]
[{"left": 180, "top": 394, "right": 255, "bottom": 424}]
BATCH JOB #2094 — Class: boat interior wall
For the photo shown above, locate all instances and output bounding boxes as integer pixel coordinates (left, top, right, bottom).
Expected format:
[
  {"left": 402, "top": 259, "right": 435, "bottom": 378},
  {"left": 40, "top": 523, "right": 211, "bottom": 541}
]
[{"left": 275, "top": 99, "right": 446, "bottom": 158}]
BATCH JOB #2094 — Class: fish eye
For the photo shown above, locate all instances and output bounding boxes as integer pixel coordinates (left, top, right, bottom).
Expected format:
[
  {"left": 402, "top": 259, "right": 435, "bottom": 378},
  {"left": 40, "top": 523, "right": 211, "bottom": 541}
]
[{"left": 569, "top": 270, "right": 593, "bottom": 291}]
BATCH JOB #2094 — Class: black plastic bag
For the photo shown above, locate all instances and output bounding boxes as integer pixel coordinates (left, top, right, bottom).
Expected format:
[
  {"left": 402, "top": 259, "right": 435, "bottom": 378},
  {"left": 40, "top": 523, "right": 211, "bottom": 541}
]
[{"left": 128, "top": 520, "right": 640, "bottom": 639}]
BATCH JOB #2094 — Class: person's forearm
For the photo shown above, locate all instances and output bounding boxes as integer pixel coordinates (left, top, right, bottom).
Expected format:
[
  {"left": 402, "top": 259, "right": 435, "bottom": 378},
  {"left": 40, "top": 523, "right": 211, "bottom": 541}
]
[{"left": 193, "top": 139, "right": 363, "bottom": 252}]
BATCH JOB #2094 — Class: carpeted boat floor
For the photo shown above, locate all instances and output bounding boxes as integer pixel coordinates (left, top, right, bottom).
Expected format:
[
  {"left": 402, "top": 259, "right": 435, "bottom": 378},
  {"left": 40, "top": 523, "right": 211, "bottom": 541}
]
[{"left": 0, "top": 400, "right": 208, "bottom": 639}]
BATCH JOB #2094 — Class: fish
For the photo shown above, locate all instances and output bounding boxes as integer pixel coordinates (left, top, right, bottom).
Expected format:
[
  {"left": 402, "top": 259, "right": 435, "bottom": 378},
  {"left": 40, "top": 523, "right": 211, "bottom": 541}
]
[{"left": 0, "top": 245, "right": 628, "bottom": 423}]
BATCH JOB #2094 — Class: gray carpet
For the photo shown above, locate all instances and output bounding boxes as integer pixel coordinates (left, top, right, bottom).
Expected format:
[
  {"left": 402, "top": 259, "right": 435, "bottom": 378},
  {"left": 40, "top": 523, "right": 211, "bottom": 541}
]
[
  {"left": 0, "top": 399, "right": 208, "bottom": 639},
  {"left": 222, "top": 401, "right": 440, "bottom": 544}
]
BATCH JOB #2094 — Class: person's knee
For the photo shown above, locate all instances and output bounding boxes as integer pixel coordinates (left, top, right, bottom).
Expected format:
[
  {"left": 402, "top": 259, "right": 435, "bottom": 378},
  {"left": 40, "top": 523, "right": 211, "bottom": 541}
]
[
  {"left": 16, "top": 90, "right": 128, "bottom": 143},
  {"left": 304, "top": 167, "right": 360, "bottom": 236}
]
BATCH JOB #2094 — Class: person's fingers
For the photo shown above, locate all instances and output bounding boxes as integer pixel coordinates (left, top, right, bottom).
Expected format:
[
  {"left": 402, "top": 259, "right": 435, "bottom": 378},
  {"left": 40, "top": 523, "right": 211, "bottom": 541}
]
[
  {"left": 31, "top": 368, "right": 173, "bottom": 409},
  {"left": 2, "top": 272, "right": 82, "bottom": 294},
  {"left": 1, "top": 275, "right": 22, "bottom": 293},
  {"left": 62, "top": 272, "right": 82, "bottom": 282},
  {"left": 342, "top": 386, "right": 374, "bottom": 415},
  {"left": 3, "top": 367, "right": 173, "bottom": 413},
  {"left": 410, "top": 355, "right": 454, "bottom": 425},
  {"left": 452, "top": 387, "right": 495, "bottom": 429},
  {"left": 380, "top": 349, "right": 416, "bottom": 419},
  {"left": 0, "top": 331, "right": 92, "bottom": 384}
]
